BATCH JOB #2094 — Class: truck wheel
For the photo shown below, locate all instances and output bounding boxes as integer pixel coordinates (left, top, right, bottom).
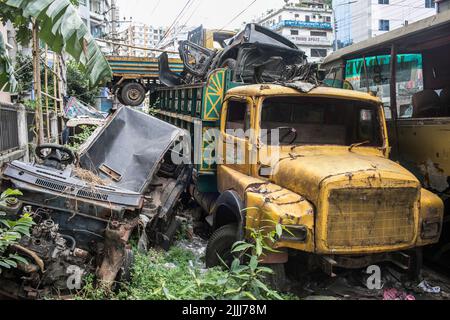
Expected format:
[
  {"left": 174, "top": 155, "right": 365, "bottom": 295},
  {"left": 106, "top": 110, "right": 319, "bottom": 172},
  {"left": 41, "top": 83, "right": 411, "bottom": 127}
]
[
  {"left": 205, "top": 224, "right": 238, "bottom": 268},
  {"left": 265, "top": 263, "right": 287, "bottom": 292},
  {"left": 120, "top": 82, "right": 146, "bottom": 106}
]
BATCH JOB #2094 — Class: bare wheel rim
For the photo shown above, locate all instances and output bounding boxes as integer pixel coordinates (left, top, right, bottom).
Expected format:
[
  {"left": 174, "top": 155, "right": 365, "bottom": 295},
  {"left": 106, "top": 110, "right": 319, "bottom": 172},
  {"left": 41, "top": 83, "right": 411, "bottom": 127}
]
[{"left": 128, "top": 88, "right": 141, "bottom": 101}]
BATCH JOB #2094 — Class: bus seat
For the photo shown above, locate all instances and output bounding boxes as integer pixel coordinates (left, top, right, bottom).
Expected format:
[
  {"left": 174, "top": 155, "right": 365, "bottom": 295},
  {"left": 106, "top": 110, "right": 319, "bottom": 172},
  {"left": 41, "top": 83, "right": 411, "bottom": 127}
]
[
  {"left": 412, "top": 90, "right": 441, "bottom": 118},
  {"left": 439, "top": 87, "right": 450, "bottom": 116}
]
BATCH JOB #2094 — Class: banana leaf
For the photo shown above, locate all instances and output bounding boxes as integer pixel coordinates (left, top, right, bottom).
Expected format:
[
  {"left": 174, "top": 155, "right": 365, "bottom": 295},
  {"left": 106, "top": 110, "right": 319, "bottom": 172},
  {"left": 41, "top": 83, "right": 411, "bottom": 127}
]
[
  {"left": 0, "top": 31, "right": 17, "bottom": 92},
  {"left": 6, "top": 0, "right": 112, "bottom": 88}
]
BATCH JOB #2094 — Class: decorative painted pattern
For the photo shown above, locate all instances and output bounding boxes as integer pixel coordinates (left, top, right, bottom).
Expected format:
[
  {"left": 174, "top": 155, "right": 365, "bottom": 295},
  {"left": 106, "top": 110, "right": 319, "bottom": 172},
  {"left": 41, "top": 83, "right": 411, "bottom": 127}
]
[{"left": 202, "top": 69, "right": 226, "bottom": 121}]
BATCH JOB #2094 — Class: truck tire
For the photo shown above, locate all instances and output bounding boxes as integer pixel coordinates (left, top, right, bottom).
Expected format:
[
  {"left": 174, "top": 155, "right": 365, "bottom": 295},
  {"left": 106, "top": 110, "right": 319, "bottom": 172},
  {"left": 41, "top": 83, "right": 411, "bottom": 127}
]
[
  {"left": 205, "top": 224, "right": 238, "bottom": 268},
  {"left": 120, "top": 82, "right": 146, "bottom": 106}
]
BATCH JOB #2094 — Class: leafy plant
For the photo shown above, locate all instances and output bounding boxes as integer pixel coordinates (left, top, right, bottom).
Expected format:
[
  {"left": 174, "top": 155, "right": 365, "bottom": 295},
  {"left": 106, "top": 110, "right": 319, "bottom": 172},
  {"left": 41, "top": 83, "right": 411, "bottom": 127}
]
[
  {"left": 75, "top": 211, "right": 295, "bottom": 300},
  {"left": 0, "top": 32, "right": 17, "bottom": 92},
  {"left": 2, "top": 0, "right": 112, "bottom": 88},
  {"left": 0, "top": 189, "right": 34, "bottom": 271},
  {"left": 67, "top": 125, "right": 97, "bottom": 151},
  {"left": 67, "top": 60, "right": 99, "bottom": 107},
  {"left": 220, "top": 209, "right": 292, "bottom": 300}
]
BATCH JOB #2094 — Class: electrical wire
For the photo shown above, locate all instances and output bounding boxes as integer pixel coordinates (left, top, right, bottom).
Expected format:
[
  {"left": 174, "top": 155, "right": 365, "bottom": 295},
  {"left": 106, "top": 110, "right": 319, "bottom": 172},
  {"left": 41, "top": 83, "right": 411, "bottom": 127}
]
[
  {"left": 203, "top": 0, "right": 258, "bottom": 44},
  {"left": 157, "top": 0, "right": 195, "bottom": 46}
]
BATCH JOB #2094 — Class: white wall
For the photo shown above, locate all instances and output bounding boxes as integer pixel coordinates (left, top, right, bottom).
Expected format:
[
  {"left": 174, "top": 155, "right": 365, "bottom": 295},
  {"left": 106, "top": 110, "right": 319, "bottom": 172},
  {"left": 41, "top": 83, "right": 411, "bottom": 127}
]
[
  {"left": 348, "top": 0, "right": 436, "bottom": 43},
  {"left": 371, "top": 0, "right": 436, "bottom": 38}
]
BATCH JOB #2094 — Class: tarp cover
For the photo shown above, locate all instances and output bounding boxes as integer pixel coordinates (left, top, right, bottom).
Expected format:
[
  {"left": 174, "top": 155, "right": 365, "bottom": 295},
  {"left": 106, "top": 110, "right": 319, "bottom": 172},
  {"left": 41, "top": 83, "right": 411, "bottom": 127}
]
[
  {"left": 79, "top": 107, "right": 183, "bottom": 193},
  {"left": 63, "top": 96, "right": 106, "bottom": 119}
]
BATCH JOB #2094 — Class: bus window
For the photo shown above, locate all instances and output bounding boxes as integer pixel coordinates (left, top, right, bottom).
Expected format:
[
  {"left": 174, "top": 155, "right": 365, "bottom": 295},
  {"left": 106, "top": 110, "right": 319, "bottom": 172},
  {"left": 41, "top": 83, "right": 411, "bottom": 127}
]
[{"left": 344, "top": 54, "right": 423, "bottom": 119}]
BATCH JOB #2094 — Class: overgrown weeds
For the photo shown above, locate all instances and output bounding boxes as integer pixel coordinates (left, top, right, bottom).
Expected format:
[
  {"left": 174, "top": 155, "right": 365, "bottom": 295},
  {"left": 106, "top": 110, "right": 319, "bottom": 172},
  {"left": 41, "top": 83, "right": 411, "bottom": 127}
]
[{"left": 77, "top": 244, "right": 294, "bottom": 300}]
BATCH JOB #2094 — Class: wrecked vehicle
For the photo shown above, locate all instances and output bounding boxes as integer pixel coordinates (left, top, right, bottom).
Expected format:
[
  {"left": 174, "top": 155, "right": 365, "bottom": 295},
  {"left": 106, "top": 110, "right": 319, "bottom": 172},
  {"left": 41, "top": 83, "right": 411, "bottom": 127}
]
[
  {"left": 159, "top": 23, "right": 309, "bottom": 86},
  {"left": 321, "top": 11, "right": 450, "bottom": 267},
  {"left": 152, "top": 35, "right": 444, "bottom": 286},
  {"left": 0, "top": 107, "right": 189, "bottom": 299}
]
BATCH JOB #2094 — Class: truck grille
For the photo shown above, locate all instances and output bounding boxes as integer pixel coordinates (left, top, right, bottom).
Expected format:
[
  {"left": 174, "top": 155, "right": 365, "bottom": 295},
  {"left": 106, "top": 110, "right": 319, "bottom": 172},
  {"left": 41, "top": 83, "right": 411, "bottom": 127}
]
[{"left": 326, "top": 187, "right": 417, "bottom": 248}]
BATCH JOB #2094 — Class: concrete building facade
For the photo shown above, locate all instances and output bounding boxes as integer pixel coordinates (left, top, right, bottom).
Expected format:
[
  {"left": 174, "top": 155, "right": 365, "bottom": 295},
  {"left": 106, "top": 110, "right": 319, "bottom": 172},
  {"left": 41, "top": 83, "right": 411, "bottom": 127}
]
[
  {"left": 118, "top": 23, "right": 167, "bottom": 57},
  {"left": 255, "top": 0, "right": 334, "bottom": 62},
  {"left": 333, "top": 0, "right": 438, "bottom": 49}
]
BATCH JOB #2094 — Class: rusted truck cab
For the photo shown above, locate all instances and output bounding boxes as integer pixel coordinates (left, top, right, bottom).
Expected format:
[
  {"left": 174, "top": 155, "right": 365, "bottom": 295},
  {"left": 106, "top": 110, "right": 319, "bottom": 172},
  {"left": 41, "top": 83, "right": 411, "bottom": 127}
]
[{"left": 210, "top": 84, "right": 444, "bottom": 277}]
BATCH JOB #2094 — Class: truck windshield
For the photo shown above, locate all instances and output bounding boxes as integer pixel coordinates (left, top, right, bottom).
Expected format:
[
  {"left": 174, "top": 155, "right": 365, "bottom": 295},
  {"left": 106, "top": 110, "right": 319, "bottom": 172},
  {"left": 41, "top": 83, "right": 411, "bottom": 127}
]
[{"left": 260, "top": 97, "right": 383, "bottom": 147}]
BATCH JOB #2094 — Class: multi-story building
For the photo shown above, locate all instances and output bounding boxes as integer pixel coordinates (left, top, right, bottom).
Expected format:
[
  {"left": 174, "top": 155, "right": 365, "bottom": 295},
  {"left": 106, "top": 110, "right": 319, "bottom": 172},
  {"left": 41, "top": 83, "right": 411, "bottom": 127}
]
[
  {"left": 255, "top": 0, "right": 334, "bottom": 62},
  {"left": 334, "top": 0, "right": 438, "bottom": 49},
  {"left": 158, "top": 25, "right": 197, "bottom": 54},
  {"left": 118, "top": 23, "right": 167, "bottom": 57},
  {"left": 78, "top": 0, "right": 113, "bottom": 53}
]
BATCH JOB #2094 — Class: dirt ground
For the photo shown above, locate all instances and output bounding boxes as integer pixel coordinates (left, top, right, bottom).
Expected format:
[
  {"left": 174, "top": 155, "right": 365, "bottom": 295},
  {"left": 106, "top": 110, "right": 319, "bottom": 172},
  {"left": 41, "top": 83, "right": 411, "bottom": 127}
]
[{"left": 285, "top": 266, "right": 450, "bottom": 300}]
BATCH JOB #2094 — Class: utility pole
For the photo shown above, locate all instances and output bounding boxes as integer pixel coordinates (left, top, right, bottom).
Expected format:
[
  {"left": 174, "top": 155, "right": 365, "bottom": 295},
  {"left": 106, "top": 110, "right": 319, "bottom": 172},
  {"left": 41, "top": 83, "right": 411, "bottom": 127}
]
[
  {"left": 111, "top": 0, "right": 118, "bottom": 54},
  {"left": 32, "top": 21, "right": 44, "bottom": 145}
]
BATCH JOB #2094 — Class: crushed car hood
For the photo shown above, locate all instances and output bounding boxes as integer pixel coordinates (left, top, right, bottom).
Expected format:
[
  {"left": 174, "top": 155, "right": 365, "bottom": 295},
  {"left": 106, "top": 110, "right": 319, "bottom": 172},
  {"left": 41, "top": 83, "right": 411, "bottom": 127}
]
[{"left": 79, "top": 107, "right": 183, "bottom": 193}]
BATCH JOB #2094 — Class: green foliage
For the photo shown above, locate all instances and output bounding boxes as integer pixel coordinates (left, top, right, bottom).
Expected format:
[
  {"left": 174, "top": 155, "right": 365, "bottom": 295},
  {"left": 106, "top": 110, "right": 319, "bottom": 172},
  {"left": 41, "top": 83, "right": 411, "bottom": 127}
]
[
  {"left": 13, "top": 52, "right": 33, "bottom": 97},
  {"left": 67, "top": 125, "right": 96, "bottom": 151},
  {"left": 0, "top": 32, "right": 17, "bottom": 92},
  {"left": 0, "top": 189, "right": 34, "bottom": 271},
  {"left": 2, "top": 0, "right": 112, "bottom": 88},
  {"left": 224, "top": 209, "right": 294, "bottom": 300},
  {"left": 76, "top": 210, "right": 295, "bottom": 300},
  {"left": 67, "top": 60, "right": 99, "bottom": 106}
]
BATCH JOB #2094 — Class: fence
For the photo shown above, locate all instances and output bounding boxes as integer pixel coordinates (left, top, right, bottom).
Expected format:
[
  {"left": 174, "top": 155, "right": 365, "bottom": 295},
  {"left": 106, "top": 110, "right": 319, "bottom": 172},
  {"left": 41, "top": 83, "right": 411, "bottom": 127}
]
[
  {"left": 0, "top": 103, "right": 20, "bottom": 155},
  {"left": 0, "top": 103, "right": 60, "bottom": 165}
]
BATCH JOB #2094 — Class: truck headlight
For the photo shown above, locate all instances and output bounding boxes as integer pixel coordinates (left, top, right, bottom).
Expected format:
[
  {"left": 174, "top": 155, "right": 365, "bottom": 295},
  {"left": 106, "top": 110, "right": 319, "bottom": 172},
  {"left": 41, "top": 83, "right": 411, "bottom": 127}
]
[
  {"left": 421, "top": 218, "right": 441, "bottom": 240},
  {"left": 280, "top": 225, "right": 308, "bottom": 242}
]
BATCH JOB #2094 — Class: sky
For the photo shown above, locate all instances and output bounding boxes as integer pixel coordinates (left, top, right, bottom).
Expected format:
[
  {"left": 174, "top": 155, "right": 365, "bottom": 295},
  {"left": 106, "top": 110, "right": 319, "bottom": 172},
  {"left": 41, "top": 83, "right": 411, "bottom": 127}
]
[{"left": 115, "top": 0, "right": 286, "bottom": 31}]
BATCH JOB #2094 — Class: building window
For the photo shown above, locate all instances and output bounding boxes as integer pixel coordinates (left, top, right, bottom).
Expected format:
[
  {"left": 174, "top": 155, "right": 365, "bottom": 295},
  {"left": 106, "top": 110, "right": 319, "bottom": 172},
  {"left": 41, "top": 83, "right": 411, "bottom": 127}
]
[
  {"left": 326, "top": 16, "right": 331, "bottom": 22},
  {"left": 311, "top": 48, "right": 328, "bottom": 58},
  {"left": 295, "top": 14, "right": 299, "bottom": 18},
  {"left": 378, "top": 0, "right": 389, "bottom": 4},
  {"left": 305, "top": 15, "right": 310, "bottom": 22},
  {"left": 311, "top": 31, "right": 327, "bottom": 37},
  {"left": 425, "top": 0, "right": 435, "bottom": 8},
  {"left": 379, "top": 19, "right": 390, "bottom": 31},
  {"left": 291, "top": 30, "right": 299, "bottom": 35}
]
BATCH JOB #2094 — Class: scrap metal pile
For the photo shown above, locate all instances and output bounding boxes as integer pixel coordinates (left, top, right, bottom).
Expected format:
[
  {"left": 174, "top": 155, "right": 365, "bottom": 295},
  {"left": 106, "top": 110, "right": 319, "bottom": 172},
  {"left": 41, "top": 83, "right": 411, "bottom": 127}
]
[
  {"left": 158, "top": 23, "right": 324, "bottom": 88},
  {"left": 0, "top": 107, "right": 190, "bottom": 299}
]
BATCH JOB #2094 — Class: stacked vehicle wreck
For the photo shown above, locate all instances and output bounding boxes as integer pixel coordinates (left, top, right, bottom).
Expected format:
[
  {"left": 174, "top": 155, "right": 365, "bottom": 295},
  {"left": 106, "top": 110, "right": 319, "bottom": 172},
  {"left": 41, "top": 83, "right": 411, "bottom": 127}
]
[
  {"left": 152, "top": 24, "right": 444, "bottom": 286},
  {"left": 0, "top": 107, "right": 190, "bottom": 298},
  {"left": 0, "top": 23, "right": 446, "bottom": 299}
]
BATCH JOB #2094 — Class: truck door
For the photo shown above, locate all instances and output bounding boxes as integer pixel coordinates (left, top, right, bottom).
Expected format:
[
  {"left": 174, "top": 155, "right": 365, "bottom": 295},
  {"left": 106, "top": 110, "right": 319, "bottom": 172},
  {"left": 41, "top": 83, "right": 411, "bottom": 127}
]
[{"left": 220, "top": 97, "right": 254, "bottom": 176}]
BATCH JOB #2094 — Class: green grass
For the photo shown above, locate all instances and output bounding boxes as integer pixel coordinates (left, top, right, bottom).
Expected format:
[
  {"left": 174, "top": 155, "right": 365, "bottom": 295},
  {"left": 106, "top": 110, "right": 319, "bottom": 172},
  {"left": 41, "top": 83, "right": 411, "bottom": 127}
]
[{"left": 77, "top": 245, "right": 295, "bottom": 301}]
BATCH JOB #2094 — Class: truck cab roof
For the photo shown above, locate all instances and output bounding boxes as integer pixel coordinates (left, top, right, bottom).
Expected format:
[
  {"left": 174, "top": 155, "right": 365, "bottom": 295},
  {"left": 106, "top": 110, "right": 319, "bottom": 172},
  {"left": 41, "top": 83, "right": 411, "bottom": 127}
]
[{"left": 226, "top": 83, "right": 382, "bottom": 104}]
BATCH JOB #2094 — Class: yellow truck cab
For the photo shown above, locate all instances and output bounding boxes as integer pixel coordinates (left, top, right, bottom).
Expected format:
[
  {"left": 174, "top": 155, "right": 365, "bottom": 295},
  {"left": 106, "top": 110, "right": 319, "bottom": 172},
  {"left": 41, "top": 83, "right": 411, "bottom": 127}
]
[{"left": 152, "top": 68, "right": 444, "bottom": 280}]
